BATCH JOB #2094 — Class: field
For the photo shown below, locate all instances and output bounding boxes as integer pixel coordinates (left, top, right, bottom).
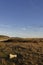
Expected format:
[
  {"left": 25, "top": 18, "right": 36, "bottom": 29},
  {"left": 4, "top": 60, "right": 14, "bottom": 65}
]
[{"left": 0, "top": 35, "right": 43, "bottom": 65}]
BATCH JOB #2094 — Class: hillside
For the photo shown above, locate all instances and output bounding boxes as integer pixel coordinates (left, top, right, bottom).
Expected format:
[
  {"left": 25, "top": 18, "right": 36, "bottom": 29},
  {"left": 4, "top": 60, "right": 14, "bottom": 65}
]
[
  {"left": 0, "top": 35, "right": 43, "bottom": 65},
  {"left": 0, "top": 35, "right": 9, "bottom": 41}
]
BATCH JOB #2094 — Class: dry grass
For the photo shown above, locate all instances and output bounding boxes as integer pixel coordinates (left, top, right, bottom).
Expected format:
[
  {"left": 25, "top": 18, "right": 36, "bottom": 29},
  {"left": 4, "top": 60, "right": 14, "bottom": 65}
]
[{"left": 0, "top": 35, "right": 43, "bottom": 65}]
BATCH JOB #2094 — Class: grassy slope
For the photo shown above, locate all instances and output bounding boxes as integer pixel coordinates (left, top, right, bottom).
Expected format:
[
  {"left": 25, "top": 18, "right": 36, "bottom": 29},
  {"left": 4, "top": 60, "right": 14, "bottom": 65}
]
[{"left": 0, "top": 35, "right": 9, "bottom": 41}]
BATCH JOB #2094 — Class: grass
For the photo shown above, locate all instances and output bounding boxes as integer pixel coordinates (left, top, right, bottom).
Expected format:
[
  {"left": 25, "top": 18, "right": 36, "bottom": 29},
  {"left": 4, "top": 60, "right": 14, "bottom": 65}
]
[{"left": 0, "top": 35, "right": 43, "bottom": 65}]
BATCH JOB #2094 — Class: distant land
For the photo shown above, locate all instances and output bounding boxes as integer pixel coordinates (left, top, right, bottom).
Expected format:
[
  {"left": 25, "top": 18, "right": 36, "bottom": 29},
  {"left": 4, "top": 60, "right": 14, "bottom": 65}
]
[{"left": 0, "top": 35, "right": 43, "bottom": 42}]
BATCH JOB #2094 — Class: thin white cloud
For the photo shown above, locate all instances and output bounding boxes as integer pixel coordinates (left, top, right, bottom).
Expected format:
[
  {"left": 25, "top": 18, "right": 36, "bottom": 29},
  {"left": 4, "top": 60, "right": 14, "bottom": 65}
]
[
  {"left": 0, "top": 24, "right": 10, "bottom": 28},
  {"left": 27, "top": 25, "right": 43, "bottom": 29},
  {"left": 21, "top": 27, "right": 27, "bottom": 31}
]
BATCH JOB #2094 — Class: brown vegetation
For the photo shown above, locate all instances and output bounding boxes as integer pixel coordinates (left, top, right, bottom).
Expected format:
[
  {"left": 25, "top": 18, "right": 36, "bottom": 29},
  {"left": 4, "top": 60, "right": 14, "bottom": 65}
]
[{"left": 0, "top": 35, "right": 43, "bottom": 65}]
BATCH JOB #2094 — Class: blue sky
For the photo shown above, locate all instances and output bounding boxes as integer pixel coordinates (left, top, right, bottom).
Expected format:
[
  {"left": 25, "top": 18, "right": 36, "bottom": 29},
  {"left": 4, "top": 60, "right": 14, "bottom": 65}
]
[{"left": 0, "top": 0, "right": 43, "bottom": 37}]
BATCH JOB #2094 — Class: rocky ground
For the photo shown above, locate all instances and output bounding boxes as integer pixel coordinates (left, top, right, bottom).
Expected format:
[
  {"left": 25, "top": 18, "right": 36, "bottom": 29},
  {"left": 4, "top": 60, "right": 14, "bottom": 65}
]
[{"left": 0, "top": 36, "right": 43, "bottom": 65}]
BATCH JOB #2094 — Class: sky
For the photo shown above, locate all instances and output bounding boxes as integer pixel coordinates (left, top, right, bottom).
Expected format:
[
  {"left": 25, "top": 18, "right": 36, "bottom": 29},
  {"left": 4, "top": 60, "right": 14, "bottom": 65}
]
[{"left": 0, "top": 0, "right": 43, "bottom": 38}]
